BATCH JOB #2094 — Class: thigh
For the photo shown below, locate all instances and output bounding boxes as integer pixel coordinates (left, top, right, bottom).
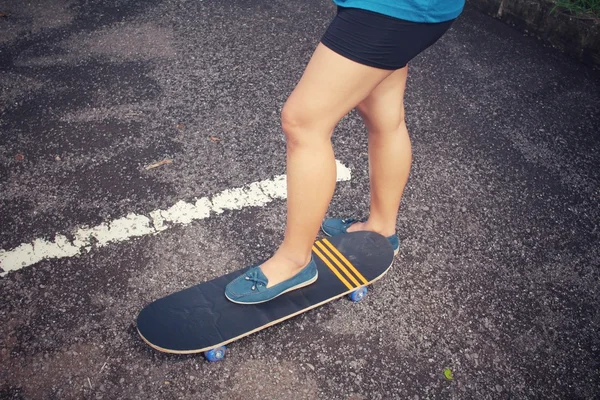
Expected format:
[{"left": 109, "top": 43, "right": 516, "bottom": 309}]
[
  {"left": 356, "top": 67, "right": 408, "bottom": 133},
  {"left": 283, "top": 43, "right": 394, "bottom": 136}
]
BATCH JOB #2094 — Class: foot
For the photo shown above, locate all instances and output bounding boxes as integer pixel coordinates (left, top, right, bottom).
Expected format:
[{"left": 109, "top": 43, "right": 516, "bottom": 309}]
[
  {"left": 224, "top": 256, "right": 318, "bottom": 304},
  {"left": 321, "top": 217, "right": 400, "bottom": 255},
  {"left": 259, "top": 253, "right": 311, "bottom": 288}
]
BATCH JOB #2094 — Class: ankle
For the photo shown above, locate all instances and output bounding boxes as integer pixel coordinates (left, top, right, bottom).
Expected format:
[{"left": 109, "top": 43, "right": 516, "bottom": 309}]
[
  {"left": 273, "top": 247, "right": 312, "bottom": 269},
  {"left": 364, "top": 220, "right": 396, "bottom": 237},
  {"left": 345, "top": 220, "right": 395, "bottom": 237}
]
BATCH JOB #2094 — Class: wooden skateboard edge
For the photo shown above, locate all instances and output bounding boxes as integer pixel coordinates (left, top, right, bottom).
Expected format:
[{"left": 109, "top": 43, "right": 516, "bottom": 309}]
[{"left": 137, "top": 258, "right": 395, "bottom": 355}]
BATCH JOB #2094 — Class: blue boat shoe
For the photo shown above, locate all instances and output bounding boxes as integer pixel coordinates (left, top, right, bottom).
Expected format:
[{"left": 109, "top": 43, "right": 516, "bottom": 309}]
[
  {"left": 225, "top": 258, "right": 318, "bottom": 304},
  {"left": 321, "top": 218, "right": 400, "bottom": 255}
]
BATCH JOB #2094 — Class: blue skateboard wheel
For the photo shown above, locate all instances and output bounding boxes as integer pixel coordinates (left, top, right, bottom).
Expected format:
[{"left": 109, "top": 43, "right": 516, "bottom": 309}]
[
  {"left": 348, "top": 286, "right": 367, "bottom": 302},
  {"left": 204, "top": 346, "right": 226, "bottom": 362}
]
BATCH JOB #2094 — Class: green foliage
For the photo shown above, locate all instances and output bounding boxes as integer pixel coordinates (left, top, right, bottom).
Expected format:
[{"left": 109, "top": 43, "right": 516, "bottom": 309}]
[{"left": 553, "top": 0, "right": 600, "bottom": 18}]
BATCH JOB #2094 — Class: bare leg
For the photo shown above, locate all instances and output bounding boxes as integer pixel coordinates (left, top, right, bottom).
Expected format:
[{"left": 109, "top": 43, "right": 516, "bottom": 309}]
[
  {"left": 347, "top": 67, "right": 411, "bottom": 237},
  {"left": 260, "top": 44, "right": 394, "bottom": 287}
]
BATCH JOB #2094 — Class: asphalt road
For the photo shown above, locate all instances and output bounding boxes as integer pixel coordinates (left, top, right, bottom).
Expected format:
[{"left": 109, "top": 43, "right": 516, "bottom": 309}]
[{"left": 1, "top": 0, "right": 599, "bottom": 399}]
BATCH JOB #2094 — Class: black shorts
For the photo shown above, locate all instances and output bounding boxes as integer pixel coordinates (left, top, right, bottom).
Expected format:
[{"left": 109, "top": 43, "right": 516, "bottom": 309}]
[{"left": 321, "top": 6, "right": 455, "bottom": 70}]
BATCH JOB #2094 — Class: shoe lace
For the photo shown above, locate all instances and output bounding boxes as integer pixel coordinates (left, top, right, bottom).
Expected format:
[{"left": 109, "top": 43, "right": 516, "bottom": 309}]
[{"left": 244, "top": 268, "right": 268, "bottom": 291}]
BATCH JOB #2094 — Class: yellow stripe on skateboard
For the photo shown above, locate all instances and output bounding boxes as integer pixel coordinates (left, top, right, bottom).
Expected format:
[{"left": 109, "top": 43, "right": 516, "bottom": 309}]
[
  {"left": 315, "top": 241, "right": 361, "bottom": 287},
  {"left": 321, "top": 238, "right": 369, "bottom": 285},
  {"left": 311, "top": 245, "right": 354, "bottom": 290}
]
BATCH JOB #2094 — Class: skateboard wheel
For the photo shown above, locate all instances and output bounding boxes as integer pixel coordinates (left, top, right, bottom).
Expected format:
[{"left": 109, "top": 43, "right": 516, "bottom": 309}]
[
  {"left": 204, "top": 346, "right": 226, "bottom": 362},
  {"left": 348, "top": 286, "right": 367, "bottom": 302}
]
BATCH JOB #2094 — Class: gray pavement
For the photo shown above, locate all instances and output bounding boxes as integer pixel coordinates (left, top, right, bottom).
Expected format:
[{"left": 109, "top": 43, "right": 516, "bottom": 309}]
[{"left": 1, "top": 0, "right": 599, "bottom": 399}]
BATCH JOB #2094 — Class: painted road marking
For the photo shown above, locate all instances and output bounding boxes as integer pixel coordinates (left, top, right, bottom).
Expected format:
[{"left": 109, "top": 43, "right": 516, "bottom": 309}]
[{"left": 0, "top": 161, "right": 352, "bottom": 276}]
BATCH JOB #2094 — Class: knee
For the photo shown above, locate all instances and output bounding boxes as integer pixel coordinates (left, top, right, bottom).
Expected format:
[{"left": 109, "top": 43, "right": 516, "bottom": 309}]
[
  {"left": 281, "top": 102, "right": 300, "bottom": 135},
  {"left": 357, "top": 101, "right": 406, "bottom": 132},
  {"left": 281, "top": 101, "right": 311, "bottom": 147},
  {"left": 355, "top": 101, "right": 369, "bottom": 117}
]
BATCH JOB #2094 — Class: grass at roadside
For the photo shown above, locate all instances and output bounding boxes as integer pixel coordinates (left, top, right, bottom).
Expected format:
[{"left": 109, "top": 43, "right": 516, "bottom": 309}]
[{"left": 553, "top": 0, "right": 600, "bottom": 19}]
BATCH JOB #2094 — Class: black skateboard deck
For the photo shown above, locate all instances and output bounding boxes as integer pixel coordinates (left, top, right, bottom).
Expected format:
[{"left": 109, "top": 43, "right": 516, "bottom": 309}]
[{"left": 136, "top": 231, "right": 394, "bottom": 359}]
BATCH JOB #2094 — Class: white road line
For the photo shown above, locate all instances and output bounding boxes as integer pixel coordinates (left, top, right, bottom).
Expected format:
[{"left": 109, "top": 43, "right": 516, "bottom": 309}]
[{"left": 0, "top": 161, "right": 352, "bottom": 276}]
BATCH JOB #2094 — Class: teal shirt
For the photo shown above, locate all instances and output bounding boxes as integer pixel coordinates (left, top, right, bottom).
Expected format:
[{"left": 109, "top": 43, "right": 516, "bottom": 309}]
[{"left": 333, "top": 0, "right": 465, "bottom": 23}]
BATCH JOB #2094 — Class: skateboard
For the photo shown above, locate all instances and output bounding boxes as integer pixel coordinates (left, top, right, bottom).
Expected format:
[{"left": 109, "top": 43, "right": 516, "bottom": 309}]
[{"left": 136, "top": 231, "right": 394, "bottom": 361}]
